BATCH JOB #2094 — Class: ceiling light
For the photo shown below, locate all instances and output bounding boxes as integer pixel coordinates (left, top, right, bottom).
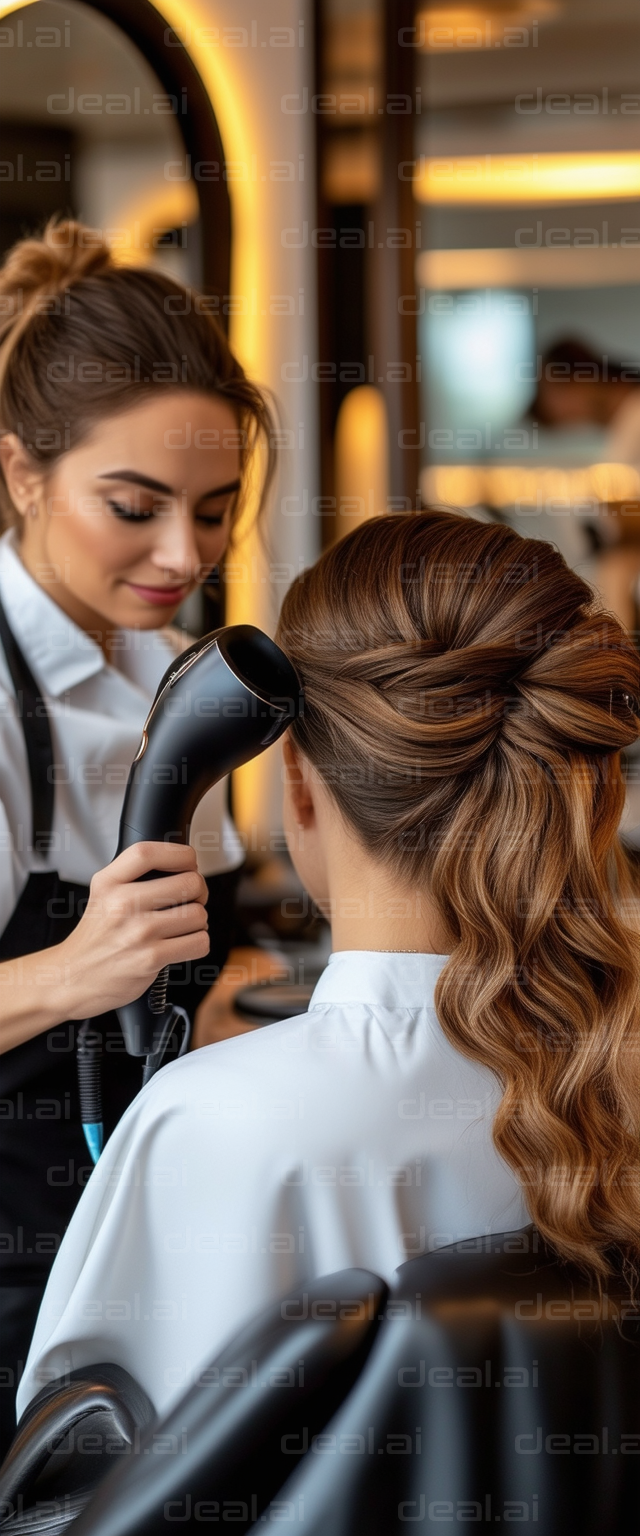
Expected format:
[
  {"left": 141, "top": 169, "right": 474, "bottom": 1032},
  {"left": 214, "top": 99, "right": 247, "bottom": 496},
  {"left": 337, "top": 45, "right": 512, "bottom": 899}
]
[{"left": 413, "top": 153, "right": 640, "bottom": 204}]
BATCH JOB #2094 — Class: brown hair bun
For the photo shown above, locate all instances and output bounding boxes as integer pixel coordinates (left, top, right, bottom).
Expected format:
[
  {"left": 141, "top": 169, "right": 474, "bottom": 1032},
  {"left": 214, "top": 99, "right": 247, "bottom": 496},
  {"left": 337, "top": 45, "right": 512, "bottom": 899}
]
[{"left": 0, "top": 219, "right": 112, "bottom": 322}]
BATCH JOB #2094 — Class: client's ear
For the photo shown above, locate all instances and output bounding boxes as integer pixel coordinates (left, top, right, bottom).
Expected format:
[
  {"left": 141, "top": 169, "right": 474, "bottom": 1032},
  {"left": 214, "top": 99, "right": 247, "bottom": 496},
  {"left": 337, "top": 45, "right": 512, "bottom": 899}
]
[{"left": 282, "top": 735, "right": 316, "bottom": 829}]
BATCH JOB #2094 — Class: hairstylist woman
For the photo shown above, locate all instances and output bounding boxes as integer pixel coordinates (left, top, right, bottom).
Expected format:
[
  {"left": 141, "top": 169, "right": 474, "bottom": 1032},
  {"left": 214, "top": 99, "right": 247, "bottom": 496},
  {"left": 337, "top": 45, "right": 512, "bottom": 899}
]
[
  {"left": 0, "top": 220, "right": 273, "bottom": 1450},
  {"left": 17, "top": 512, "right": 640, "bottom": 1423}
]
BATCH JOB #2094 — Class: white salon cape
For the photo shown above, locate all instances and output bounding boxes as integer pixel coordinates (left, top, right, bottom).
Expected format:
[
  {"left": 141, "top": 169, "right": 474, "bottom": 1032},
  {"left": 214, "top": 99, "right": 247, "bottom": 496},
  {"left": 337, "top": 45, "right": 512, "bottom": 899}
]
[
  {"left": 18, "top": 950, "right": 528, "bottom": 1418},
  {"left": 0, "top": 528, "right": 243, "bottom": 932}
]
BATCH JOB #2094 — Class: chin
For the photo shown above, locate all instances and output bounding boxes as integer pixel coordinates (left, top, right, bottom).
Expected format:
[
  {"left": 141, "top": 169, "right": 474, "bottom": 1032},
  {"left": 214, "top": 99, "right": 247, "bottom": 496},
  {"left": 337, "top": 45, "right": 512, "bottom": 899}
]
[
  {"left": 124, "top": 606, "right": 180, "bottom": 629},
  {"left": 111, "top": 590, "right": 183, "bottom": 627}
]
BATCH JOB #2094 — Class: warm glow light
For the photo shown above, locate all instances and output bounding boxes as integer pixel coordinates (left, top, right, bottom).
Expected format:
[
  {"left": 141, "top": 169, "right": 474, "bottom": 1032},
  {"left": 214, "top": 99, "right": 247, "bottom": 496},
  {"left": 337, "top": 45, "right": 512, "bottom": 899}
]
[
  {"left": 0, "top": 0, "right": 39, "bottom": 13},
  {"left": 421, "top": 463, "right": 640, "bottom": 510},
  {"left": 144, "top": 1, "right": 276, "bottom": 839},
  {"left": 108, "top": 185, "right": 200, "bottom": 266},
  {"left": 153, "top": 0, "right": 264, "bottom": 383},
  {"left": 416, "top": 247, "right": 640, "bottom": 290},
  {"left": 414, "top": 4, "right": 557, "bottom": 51},
  {"left": 413, "top": 154, "right": 640, "bottom": 205},
  {"left": 322, "top": 133, "right": 381, "bottom": 205},
  {"left": 333, "top": 387, "right": 389, "bottom": 540}
]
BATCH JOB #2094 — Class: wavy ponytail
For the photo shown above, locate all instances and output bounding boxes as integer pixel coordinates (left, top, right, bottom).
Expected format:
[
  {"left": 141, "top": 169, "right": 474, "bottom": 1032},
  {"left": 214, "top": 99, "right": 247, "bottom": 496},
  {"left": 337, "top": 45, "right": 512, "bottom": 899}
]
[{"left": 277, "top": 511, "right": 640, "bottom": 1283}]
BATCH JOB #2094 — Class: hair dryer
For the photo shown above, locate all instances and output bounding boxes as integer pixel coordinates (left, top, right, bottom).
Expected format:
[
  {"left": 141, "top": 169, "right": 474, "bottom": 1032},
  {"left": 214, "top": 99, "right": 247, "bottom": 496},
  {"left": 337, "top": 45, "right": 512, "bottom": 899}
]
[
  {"left": 116, "top": 624, "right": 302, "bottom": 1054},
  {"left": 77, "top": 626, "right": 302, "bottom": 1161}
]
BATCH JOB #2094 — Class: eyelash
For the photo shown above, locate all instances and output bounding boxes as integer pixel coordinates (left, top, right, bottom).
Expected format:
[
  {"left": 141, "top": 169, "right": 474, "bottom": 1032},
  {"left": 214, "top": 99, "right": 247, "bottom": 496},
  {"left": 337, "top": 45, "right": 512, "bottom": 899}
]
[
  {"left": 108, "top": 501, "right": 153, "bottom": 522},
  {"left": 107, "top": 500, "right": 226, "bottom": 528}
]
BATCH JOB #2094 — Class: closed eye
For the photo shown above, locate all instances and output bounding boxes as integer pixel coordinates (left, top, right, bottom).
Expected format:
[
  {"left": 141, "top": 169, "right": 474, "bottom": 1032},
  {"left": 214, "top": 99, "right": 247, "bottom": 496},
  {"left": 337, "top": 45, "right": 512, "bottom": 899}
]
[
  {"left": 107, "top": 499, "right": 155, "bottom": 522},
  {"left": 196, "top": 510, "right": 227, "bottom": 527},
  {"left": 106, "top": 487, "right": 238, "bottom": 526},
  {"left": 195, "top": 493, "right": 238, "bottom": 528}
]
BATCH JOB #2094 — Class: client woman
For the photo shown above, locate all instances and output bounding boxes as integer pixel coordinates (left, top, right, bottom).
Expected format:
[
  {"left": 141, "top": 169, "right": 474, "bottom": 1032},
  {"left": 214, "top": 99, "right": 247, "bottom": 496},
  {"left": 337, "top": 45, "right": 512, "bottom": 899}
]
[{"left": 16, "top": 511, "right": 640, "bottom": 1421}]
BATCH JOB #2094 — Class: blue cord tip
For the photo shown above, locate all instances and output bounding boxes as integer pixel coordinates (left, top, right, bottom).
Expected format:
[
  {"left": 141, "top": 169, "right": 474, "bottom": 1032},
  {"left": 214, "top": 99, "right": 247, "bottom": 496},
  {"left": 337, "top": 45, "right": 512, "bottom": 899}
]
[{"left": 83, "top": 1122, "right": 104, "bottom": 1164}]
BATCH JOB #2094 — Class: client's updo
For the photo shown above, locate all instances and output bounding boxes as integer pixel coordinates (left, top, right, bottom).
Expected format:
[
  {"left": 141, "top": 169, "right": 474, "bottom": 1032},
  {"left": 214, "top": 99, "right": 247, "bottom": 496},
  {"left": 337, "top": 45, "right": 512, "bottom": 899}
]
[
  {"left": 0, "top": 219, "right": 274, "bottom": 528},
  {"left": 277, "top": 511, "right": 640, "bottom": 1283}
]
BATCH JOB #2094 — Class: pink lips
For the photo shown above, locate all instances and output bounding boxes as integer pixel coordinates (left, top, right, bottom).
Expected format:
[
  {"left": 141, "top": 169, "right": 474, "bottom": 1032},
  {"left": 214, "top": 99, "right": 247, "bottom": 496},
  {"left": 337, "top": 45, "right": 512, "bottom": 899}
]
[{"left": 127, "top": 583, "right": 189, "bottom": 607}]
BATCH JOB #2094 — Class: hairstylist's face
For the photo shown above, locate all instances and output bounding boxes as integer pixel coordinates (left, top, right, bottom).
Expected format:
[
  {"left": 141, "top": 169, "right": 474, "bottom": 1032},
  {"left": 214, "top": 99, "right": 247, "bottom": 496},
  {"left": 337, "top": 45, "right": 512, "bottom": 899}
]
[{"left": 1, "top": 391, "right": 241, "bottom": 635}]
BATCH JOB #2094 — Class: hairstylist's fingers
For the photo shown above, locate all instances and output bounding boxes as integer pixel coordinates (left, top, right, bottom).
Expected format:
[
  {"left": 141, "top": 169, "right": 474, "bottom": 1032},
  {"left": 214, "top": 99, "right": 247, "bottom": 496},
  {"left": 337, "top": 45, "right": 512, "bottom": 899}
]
[
  {"left": 142, "top": 902, "right": 209, "bottom": 941},
  {"left": 129, "top": 870, "right": 209, "bottom": 911},
  {"left": 140, "top": 928, "right": 211, "bottom": 976},
  {"left": 98, "top": 842, "right": 200, "bottom": 886}
]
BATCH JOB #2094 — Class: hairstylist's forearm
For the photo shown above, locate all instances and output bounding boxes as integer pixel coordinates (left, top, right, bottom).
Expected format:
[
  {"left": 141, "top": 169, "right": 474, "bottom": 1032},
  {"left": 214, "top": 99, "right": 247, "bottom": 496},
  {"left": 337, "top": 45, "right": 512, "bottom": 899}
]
[{"left": 0, "top": 943, "right": 82, "bottom": 1051}]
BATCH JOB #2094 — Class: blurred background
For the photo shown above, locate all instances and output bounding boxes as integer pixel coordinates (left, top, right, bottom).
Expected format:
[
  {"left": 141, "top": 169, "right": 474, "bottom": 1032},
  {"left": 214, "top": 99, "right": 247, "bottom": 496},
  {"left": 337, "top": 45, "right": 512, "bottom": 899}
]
[
  {"left": 1, "top": 0, "right": 639, "bottom": 1014},
  {"left": 315, "top": 0, "right": 640, "bottom": 597}
]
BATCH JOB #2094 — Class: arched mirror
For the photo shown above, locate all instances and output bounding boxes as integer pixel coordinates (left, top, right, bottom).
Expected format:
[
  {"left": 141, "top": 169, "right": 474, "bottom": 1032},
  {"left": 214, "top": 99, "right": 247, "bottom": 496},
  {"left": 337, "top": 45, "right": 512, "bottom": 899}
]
[
  {"left": 0, "top": 0, "right": 232, "bottom": 631},
  {"left": 0, "top": 0, "right": 230, "bottom": 298}
]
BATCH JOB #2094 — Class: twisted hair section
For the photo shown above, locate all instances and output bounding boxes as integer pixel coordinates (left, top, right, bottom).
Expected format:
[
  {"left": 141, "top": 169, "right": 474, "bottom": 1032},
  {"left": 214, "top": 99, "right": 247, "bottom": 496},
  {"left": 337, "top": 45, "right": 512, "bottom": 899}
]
[
  {"left": 277, "top": 511, "right": 640, "bottom": 1283},
  {"left": 0, "top": 219, "right": 275, "bottom": 530}
]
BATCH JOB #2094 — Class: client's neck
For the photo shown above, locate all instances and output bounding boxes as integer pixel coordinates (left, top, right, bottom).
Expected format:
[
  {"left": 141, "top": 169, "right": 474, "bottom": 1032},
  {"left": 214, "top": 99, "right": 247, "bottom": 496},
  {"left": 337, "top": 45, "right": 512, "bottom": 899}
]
[{"left": 323, "top": 829, "right": 451, "bottom": 956}]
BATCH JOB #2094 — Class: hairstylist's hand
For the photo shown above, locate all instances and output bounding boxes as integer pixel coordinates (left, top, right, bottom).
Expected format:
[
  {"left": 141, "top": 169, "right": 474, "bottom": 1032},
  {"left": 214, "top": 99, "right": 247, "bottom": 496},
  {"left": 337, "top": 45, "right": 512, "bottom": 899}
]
[{"left": 59, "top": 843, "right": 210, "bottom": 1018}]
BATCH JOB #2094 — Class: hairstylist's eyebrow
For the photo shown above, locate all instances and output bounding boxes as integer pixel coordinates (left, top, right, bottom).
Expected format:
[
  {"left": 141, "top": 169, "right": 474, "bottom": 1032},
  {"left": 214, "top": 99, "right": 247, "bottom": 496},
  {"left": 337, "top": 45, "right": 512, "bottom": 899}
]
[
  {"left": 97, "top": 472, "right": 242, "bottom": 499},
  {"left": 199, "top": 478, "right": 242, "bottom": 498},
  {"left": 98, "top": 471, "right": 173, "bottom": 494}
]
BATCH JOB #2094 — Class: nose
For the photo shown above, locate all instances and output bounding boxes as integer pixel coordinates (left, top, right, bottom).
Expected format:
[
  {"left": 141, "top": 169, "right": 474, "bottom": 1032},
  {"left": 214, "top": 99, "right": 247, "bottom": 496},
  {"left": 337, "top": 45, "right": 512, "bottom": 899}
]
[{"left": 149, "top": 502, "right": 201, "bottom": 582}]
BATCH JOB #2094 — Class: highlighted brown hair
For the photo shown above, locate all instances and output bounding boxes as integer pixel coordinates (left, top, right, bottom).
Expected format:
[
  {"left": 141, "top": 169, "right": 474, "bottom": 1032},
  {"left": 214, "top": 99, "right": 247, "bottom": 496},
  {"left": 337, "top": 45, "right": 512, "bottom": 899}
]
[
  {"left": 0, "top": 219, "right": 275, "bottom": 529},
  {"left": 277, "top": 511, "right": 640, "bottom": 1282}
]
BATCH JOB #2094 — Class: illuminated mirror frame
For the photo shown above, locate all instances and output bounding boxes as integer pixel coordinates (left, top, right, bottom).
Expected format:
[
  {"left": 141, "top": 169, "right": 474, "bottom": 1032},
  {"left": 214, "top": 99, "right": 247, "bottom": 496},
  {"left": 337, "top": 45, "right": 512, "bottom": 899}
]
[{"left": 89, "top": 0, "right": 231, "bottom": 308}]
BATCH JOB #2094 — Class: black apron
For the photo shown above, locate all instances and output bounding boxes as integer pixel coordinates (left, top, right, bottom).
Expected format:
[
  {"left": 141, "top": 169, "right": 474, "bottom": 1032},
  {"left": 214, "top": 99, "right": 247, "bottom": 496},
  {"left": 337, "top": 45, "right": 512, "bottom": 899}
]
[{"left": 0, "top": 598, "right": 239, "bottom": 1456}]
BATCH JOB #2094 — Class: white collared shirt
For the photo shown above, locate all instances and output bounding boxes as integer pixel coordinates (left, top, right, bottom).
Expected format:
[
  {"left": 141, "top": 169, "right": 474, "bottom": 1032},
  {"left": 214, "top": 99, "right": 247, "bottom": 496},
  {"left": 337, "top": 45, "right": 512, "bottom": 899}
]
[
  {"left": 18, "top": 950, "right": 528, "bottom": 1418},
  {"left": 0, "top": 530, "right": 243, "bottom": 934}
]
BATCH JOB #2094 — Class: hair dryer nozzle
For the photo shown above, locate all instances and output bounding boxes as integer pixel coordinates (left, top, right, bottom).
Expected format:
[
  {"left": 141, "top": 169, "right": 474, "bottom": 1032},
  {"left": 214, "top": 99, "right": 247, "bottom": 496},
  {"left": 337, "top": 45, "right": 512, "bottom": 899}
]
[{"left": 116, "top": 625, "right": 302, "bottom": 1057}]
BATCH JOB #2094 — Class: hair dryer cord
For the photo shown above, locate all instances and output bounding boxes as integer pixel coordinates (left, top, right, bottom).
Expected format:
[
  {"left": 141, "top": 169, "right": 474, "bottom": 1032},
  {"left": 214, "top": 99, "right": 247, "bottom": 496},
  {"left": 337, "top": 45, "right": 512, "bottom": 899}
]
[
  {"left": 77, "top": 1007, "right": 192, "bottom": 1164},
  {"left": 142, "top": 1004, "right": 192, "bottom": 1087},
  {"left": 77, "top": 1019, "right": 104, "bottom": 1165}
]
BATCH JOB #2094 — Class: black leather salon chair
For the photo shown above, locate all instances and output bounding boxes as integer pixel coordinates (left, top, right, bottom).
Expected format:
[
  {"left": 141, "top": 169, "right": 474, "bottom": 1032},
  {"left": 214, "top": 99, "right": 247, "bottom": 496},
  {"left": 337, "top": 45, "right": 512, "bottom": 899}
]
[
  {"left": 0, "top": 1363, "right": 154, "bottom": 1533},
  {"left": 0, "top": 1268, "right": 387, "bottom": 1534},
  {"left": 0, "top": 1229, "right": 637, "bottom": 1535},
  {"left": 268, "top": 1227, "right": 640, "bottom": 1535}
]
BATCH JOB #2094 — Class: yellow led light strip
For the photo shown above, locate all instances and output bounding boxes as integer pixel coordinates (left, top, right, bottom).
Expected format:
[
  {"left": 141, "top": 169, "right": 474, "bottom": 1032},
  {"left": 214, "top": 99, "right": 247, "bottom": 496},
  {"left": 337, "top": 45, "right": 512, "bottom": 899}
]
[
  {"left": 421, "top": 463, "right": 640, "bottom": 510},
  {"left": 416, "top": 247, "right": 640, "bottom": 291},
  {"left": 413, "top": 153, "right": 640, "bottom": 205},
  {"left": 413, "top": 3, "right": 557, "bottom": 50},
  {"left": 146, "top": 1, "right": 276, "bottom": 838}
]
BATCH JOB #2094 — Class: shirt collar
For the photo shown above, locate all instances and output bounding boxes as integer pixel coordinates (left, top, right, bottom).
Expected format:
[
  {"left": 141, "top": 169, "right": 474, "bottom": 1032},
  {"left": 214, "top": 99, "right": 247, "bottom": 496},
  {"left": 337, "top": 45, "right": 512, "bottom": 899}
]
[
  {"left": 309, "top": 950, "right": 451, "bottom": 1011},
  {"left": 0, "top": 530, "right": 178, "bottom": 698}
]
